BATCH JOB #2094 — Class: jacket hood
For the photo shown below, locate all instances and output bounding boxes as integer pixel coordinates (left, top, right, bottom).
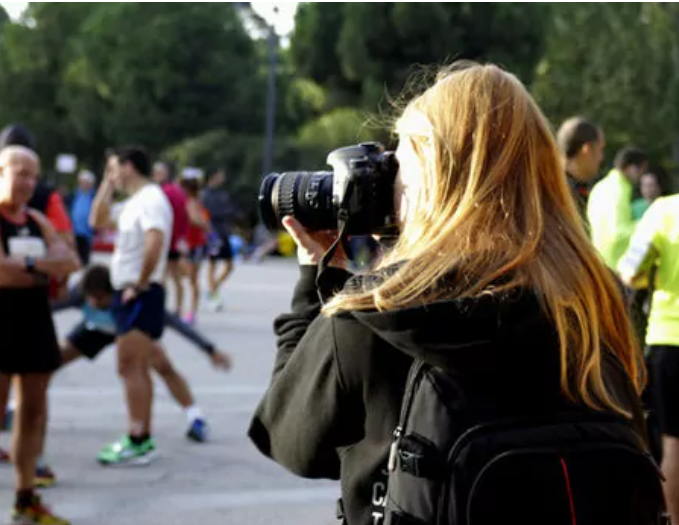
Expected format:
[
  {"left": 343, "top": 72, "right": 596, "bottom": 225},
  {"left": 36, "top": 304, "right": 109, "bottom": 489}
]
[
  {"left": 343, "top": 270, "right": 557, "bottom": 373},
  {"left": 337, "top": 267, "right": 645, "bottom": 437}
]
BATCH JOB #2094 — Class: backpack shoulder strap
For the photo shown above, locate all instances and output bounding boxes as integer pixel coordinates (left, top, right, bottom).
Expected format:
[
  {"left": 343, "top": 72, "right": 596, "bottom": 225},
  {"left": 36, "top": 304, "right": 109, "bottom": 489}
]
[{"left": 388, "top": 358, "right": 427, "bottom": 472}]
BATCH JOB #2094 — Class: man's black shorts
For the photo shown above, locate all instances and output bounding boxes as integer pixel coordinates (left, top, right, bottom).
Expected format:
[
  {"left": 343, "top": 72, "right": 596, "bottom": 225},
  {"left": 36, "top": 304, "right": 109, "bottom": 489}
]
[
  {"left": 188, "top": 246, "right": 206, "bottom": 263},
  {"left": 67, "top": 322, "right": 115, "bottom": 360},
  {"left": 167, "top": 248, "right": 182, "bottom": 262},
  {"left": 112, "top": 284, "right": 165, "bottom": 341},
  {"left": 208, "top": 233, "right": 233, "bottom": 261},
  {"left": 646, "top": 345, "right": 679, "bottom": 437}
]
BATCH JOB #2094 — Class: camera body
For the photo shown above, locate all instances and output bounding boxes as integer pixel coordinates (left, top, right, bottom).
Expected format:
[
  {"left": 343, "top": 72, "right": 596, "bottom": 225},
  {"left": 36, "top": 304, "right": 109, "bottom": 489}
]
[{"left": 259, "top": 142, "right": 399, "bottom": 235}]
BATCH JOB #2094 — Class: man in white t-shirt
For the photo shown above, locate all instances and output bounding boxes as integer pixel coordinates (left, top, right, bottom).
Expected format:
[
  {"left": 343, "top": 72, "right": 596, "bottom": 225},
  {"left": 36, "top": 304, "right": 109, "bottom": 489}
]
[{"left": 89, "top": 146, "right": 172, "bottom": 465}]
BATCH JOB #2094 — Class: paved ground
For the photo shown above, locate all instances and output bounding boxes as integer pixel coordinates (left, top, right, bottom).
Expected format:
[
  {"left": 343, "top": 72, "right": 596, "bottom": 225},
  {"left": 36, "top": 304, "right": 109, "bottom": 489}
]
[{"left": 0, "top": 257, "right": 338, "bottom": 524}]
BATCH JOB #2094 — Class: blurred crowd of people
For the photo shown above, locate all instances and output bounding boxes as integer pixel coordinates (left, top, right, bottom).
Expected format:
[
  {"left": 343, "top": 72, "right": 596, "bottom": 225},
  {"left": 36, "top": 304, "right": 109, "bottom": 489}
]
[{"left": 0, "top": 125, "right": 235, "bottom": 525}]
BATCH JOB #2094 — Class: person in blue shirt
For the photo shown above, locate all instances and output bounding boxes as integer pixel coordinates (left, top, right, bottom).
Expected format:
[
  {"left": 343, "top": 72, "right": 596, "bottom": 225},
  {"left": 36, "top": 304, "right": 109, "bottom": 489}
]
[
  {"left": 70, "top": 170, "right": 96, "bottom": 266},
  {"left": 53, "top": 265, "right": 231, "bottom": 414},
  {"left": 23, "top": 265, "right": 233, "bottom": 485}
]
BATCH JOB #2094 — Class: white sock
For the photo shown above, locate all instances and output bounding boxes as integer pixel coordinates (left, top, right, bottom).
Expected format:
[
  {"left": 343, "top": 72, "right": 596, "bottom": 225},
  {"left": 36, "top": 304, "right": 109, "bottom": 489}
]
[
  {"left": 36, "top": 455, "right": 47, "bottom": 469},
  {"left": 8, "top": 398, "right": 16, "bottom": 411},
  {"left": 185, "top": 405, "right": 203, "bottom": 424}
]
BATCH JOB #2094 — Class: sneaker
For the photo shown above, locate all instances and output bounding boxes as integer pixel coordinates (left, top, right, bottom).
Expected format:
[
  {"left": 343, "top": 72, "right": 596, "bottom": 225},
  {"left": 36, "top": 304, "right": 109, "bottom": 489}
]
[
  {"left": 208, "top": 293, "right": 223, "bottom": 312},
  {"left": 186, "top": 418, "right": 209, "bottom": 443},
  {"left": 96, "top": 436, "right": 156, "bottom": 466},
  {"left": 34, "top": 466, "right": 56, "bottom": 489},
  {"left": 183, "top": 312, "right": 196, "bottom": 326},
  {"left": 10, "top": 494, "right": 69, "bottom": 525},
  {"left": 0, "top": 447, "right": 10, "bottom": 463}
]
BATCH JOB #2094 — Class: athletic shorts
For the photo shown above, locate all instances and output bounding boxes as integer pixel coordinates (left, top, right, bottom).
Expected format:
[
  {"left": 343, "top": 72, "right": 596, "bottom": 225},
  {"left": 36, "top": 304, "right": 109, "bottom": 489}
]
[
  {"left": 187, "top": 246, "right": 206, "bottom": 263},
  {"left": 167, "top": 248, "right": 182, "bottom": 262},
  {"left": 67, "top": 322, "right": 115, "bottom": 360},
  {"left": 112, "top": 284, "right": 165, "bottom": 341},
  {"left": 208, "top": 237, "right": 232, "bottom": 261},
  {"left": 646, "top": 345, "right": 679, "bottom": 437}
]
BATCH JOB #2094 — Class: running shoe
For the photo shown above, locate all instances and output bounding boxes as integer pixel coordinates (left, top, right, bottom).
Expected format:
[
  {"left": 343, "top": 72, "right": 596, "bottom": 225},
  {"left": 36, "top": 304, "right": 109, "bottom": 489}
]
[
  {"left": 10, "top": 494, "right": 69, "bottom": 525},
  {"left": 96, "top": 436, "right": 156, "bottom": 466},
  {"left": 34, "top": 465, "right": 56, "bottom": 489},
  {"left": 207, "top": 293, "right": 223, "bottom": 312},
  {"left": 183, "top": 312, "right": 196, "bottom": 326},
  {"left": 186, "top": 418, "right": 209, "bottom": 443},
  {"left": 0, "top": 447, "right": 10, "bottom": 463}
]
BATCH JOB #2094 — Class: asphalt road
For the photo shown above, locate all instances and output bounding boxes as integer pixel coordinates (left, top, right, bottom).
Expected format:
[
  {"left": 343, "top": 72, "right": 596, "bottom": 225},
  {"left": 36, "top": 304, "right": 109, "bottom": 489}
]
[{"left": 0, "top": 257, "right": 339, "bottom": 525}]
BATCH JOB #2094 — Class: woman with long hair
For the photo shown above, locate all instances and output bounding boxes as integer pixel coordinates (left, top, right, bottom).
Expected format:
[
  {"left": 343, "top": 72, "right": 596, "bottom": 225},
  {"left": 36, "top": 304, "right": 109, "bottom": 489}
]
[{"left": 249, "top": 63, "right": 647, "bottom": 525}]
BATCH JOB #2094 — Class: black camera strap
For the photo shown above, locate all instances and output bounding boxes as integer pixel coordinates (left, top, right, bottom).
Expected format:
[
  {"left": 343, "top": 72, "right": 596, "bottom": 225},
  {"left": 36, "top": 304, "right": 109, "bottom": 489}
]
[{"left": 316, "top": 178, "right": 355, "bottom": 304}]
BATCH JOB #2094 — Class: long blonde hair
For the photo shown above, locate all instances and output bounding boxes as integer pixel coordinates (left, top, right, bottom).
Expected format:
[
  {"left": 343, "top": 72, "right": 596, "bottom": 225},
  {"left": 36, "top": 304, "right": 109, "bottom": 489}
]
[{"left": 324, "top": 62, "right": 644, "bottom": 414}]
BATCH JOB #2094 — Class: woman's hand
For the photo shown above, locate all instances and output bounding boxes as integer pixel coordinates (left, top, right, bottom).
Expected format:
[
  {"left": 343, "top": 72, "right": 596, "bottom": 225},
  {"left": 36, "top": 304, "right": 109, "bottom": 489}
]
[{"left": 282, "top": 216, "right": 347, "bottom": 269}]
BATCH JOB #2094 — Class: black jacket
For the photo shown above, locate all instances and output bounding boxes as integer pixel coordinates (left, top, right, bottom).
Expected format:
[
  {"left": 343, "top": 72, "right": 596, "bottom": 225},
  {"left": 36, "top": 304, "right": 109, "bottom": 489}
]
[
  {"left": 567, "top": 173, "right": 591, "bottom": 220},
  {"left": 249, "top": 265, "right": 646, "bottom": 525}
]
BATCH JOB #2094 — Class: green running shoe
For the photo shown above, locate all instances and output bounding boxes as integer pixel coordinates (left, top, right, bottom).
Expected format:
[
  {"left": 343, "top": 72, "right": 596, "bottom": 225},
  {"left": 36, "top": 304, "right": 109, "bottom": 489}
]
[{"left": 96, "top": 436, "right": 156, "bottom": 466}]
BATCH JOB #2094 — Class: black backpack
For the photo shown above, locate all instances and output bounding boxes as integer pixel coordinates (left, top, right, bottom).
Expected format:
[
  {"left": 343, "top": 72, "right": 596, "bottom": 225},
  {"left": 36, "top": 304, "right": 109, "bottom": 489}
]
[{"left": 383, "top": 359, "right": 666, "bottom": 525}]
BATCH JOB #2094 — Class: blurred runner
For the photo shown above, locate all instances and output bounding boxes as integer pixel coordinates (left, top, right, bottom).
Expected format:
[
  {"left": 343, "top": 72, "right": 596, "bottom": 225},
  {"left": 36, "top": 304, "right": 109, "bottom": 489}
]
[
  {"left": 153, "top": 161, "right": 189, "bottom": 316},
  {"left": 53, "top": 265, "right": 231, "bottom": 441},
  {"left": 90, "top": 146, "right": 171, "bottom": 466},
  {"left": 180, "top": 172, "right": 210, "bottom": 325},
  {"left": 202, "top": 169, "right": 236, "bottom": 311}
]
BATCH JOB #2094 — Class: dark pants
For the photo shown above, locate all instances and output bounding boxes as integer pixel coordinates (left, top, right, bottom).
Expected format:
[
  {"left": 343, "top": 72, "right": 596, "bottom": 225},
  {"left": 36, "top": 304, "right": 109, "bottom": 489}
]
[{"left": 75, "top": 235, "right": 92, "bottom": 266}]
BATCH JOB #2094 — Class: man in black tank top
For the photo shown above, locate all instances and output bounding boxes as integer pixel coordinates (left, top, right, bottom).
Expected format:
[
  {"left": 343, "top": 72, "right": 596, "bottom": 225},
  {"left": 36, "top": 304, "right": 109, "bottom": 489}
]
[{"left": 0, "top": 145, "right": 79, "bottom": 525}]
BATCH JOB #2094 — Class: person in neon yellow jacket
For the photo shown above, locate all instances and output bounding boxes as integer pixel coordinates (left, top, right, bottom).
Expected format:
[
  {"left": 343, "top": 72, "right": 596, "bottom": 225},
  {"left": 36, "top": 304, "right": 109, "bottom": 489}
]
[
  {"left": 587, "top": 146, "right": 647, "bottom": 269},
  {"left": 619, "top": 193, "right": 679, "bottom": 518}
]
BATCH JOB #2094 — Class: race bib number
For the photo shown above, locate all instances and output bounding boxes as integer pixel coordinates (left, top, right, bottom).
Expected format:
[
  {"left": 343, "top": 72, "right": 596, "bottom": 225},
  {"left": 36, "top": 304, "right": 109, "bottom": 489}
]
[{"left": 8, "top": 236, "right": 46, "bottom": 258}]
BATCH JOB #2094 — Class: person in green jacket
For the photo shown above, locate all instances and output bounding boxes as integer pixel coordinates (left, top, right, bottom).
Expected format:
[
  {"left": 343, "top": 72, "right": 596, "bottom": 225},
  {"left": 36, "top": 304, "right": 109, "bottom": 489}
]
[
  {"left": 632, "top": 170, "right": 663, "bottom": 222},
  {"left": 619, "top": 194, "right": 679, "bottom": 519},
  {"left": 587, "top": 146, "right": 648, "bottom": 269}
]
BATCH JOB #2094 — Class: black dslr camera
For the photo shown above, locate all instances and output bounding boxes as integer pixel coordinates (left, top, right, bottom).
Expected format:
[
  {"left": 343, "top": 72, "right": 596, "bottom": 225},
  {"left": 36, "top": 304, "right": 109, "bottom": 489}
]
[{"left": 258, "top": 142, "right": 399, "bottom": 236}]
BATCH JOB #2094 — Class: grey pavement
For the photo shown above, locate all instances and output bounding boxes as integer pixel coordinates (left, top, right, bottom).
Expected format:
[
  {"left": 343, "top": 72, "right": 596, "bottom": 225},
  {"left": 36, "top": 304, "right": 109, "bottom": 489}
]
[{"left": 0, "top": 257, "right": 338, "bottom": 524}]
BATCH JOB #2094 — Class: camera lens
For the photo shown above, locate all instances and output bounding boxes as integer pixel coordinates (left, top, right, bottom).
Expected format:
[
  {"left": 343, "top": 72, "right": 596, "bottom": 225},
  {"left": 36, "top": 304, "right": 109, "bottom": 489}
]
[{"left": 258, "top": 171, "right": 336, "bottom": 232}]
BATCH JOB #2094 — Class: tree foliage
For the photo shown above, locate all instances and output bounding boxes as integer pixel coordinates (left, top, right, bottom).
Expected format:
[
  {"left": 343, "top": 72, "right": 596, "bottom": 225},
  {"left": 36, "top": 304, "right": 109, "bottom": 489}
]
[
  {"left": 288, "top": 2, "right": 549, "bottom": 167},
  {"left": 0, "top": 5, "right": 8, "bottom": 26},
  {"left": 0, "top": 2, "right": 675, "bottom": 221},
  {"left": 533, "top": 3, "right": 679, "bottom": 172},
  {"left": 0, "top": 2, "right": 263, "bottom": 173},
  {"left": 292, "top": 2, "right": 548, "bottom": 108}
]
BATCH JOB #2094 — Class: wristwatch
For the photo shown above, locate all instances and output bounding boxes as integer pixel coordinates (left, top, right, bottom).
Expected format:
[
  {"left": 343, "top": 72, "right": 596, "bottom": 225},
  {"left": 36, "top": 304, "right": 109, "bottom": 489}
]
[{"left": 24, "top": 256, "right": 36, "bottom": 274}]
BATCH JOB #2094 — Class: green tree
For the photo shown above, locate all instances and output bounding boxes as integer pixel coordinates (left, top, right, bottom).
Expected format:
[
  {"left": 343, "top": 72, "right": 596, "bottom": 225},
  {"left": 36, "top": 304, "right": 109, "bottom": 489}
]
[
  {"left": 65, "top": 3, "right": 263, "bottom": 153},
  {"left": 532, "top": 3, "right": 679, "bottom": 175},
  {"left": 0, "top": 3, "right": 266, "bottom": 174},
  {"left": 292, "top": 2, "right": 549, "bottom": 109},
  {"left": 0, "top": 3, "right": 93, "bottom": 168},
  {"left": 289, "top": 2, "right": 549, "bottom": 165},
  {"left": 162, "top": 129, "right": 300, "bottom": 221}
]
